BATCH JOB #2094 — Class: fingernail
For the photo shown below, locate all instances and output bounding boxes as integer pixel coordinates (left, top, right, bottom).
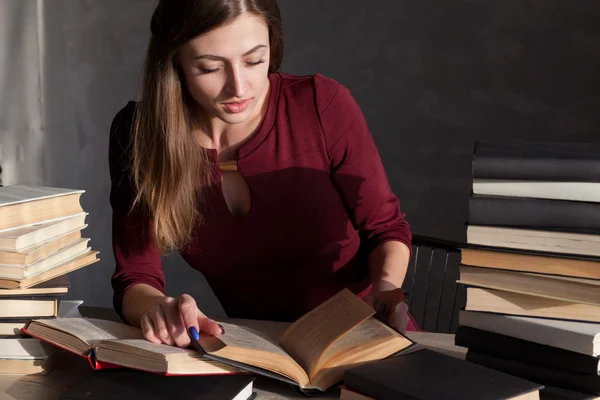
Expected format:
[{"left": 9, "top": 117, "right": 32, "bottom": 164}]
[
  {"left": 218, "top": 324, "right": 225, "bottom": 334},
  {"left": 188, "top": 326, "right": 200, "bottom": 341}
]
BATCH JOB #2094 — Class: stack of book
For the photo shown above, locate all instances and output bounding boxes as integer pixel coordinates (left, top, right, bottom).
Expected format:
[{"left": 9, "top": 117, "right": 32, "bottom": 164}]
[
  {"left": 456, "top": 142, "right": 600, "bottom": 398},
  {"left": 0, "top": 185, "right": 100, "bottom": 375}
]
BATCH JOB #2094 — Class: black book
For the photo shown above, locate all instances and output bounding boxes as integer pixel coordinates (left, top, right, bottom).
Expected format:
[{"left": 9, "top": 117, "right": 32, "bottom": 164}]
[
  {"left": 344, "top": 348, "right": 543, "bottom": 400},
  {"left": 472, "top": 141, "right": 600, "bottom": 182},
  {"left": 468, "top": 194, "right": 600, "bottom": 234},
  {"left": 59, "top": 369, "right": 256, "bottom": 400},
  {"left": 467, "top": 350, "right": 600, "bottom": 396},
  {"left": 541, "top": 385, "right": 600, "bottom": 400},
  {"left": 455, "top": 326, "right": 600, "bottom": 376}
]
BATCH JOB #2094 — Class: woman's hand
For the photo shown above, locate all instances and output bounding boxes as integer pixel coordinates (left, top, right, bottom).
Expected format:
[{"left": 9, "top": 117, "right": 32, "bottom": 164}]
[
  {"left": 364, "top": 287, "right": 410, "bottom": 334},
  {"left": 140, "top": 293, "right": 223, "bottom": 348}
]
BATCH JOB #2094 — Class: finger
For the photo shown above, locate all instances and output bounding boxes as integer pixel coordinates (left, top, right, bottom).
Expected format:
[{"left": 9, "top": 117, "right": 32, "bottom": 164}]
[
  {"left": 198, "top": 313, "right": 223, "bottom": 337},
  {"left": 390, "top": 302, "right": 410, "bottom": 334},
  {"left": 140, "top": 315, "right": 161, "bottom": 344},
  {"left": 178, "top": 294, "right": 200, "bottom": 331},
  {"left": 151, "top": 307, "right": 175, "bottom": 346},
  {"left": 163, "top": 306, "right": 190, "bottom": 348}
]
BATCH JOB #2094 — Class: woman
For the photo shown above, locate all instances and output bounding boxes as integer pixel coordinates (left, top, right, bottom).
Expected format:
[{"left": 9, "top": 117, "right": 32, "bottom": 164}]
[{"left": 109, "top": 0, "right": 417, "bottom": 349}]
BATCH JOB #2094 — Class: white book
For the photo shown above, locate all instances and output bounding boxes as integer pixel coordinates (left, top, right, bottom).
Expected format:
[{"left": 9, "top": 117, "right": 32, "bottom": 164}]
[
  {"left": 0, "top": 238, "right": 90, "bottom": 279},
  {"left": 472, "top": 179, "right": 600, "bottom": 203},
  {"left": 0, "top": 212, "right": 88, "bottom": 251},
  {"left": 467, "top": 225, "right": 600, "bottom": 257},
  {"left": 459, "top": 310, "right": 600, "bottom": 356},
  {"left": 0, "top": 338, "right": 55, "bottom": 360},
  {"left": 0, "top": 185, "right": 85, "bottom": 207},
  {"left": 0, "top": 185, "right": 85, "bottom": 231}
]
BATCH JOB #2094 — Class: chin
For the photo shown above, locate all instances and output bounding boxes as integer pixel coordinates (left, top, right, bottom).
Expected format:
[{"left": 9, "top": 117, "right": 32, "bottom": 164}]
[{"left": 218, "top": 112, "right": 251, "bottom": 125}]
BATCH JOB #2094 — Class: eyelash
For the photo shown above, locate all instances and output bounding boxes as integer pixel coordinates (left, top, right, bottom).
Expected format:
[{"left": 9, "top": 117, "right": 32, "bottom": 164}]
[{"left": 201, "top": 59, "right": 266, "bottom": 74}]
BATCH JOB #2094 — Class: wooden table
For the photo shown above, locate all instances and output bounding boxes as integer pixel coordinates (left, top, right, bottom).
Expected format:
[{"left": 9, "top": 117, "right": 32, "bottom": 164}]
[{"left": 0, "top": 331, "right": 463, "bottom": 400}]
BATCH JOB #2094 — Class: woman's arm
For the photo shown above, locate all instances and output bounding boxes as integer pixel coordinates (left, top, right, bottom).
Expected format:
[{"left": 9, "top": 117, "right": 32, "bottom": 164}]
[
  {"left": 121, "top": 284, "right": 166, "bottom": 328},
  {"left": 315, "top": 75, "right": 413, "bottom": 330},
  {"left": 368, "top": 241, "right": 411, "bottom": 293}
]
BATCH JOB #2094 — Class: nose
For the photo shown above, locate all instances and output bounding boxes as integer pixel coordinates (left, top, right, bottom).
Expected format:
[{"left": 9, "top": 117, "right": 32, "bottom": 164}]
[{"left": 225, "top": 65, "right": 247, "bottom": 99}]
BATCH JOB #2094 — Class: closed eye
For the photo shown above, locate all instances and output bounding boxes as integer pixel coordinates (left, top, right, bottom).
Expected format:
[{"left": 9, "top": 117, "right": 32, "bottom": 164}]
[
  {"left": 247, "top": 60, "right": 265, "bottom": 67},
  {"left": 199, "top": 59, "right": 265, "bottom": 75}
]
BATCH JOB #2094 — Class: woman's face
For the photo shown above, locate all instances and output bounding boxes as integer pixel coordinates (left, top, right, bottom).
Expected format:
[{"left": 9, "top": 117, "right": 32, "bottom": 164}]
[{"left": 179, "top": 13, "right": 271, "bottom": 125}]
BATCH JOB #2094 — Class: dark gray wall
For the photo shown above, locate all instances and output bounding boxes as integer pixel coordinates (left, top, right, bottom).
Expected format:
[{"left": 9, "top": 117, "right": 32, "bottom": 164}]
[
  {"left": 38, "top": 0, "right": 600, "bottom": 310},
  {"left": 279, "top": 0, "right": 600, "bottom": 243}
]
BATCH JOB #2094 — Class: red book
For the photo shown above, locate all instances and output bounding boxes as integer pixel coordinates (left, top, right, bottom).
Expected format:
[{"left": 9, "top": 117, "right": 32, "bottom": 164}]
[{"left": 22, "top": 317, "right": 242, "bottom": 376}]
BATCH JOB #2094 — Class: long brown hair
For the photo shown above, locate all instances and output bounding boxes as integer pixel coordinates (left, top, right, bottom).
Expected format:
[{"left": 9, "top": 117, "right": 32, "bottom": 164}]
[{"left": 132, "top": 0, "right": 284, "bottom": 253}]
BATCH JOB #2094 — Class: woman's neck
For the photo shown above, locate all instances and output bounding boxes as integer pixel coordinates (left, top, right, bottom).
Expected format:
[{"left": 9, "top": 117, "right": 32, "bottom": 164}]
[{"left": 195, "top": 81, "right": 271, "bottom": 161}]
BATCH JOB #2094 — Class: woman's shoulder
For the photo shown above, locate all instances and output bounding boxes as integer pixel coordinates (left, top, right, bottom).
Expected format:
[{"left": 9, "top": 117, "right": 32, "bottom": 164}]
[
  {"left": 108, "top": 100, "right": 139, "bottom": 162},
  {"left": 276, "top": 72, "right": 354, "bottom": 114}
]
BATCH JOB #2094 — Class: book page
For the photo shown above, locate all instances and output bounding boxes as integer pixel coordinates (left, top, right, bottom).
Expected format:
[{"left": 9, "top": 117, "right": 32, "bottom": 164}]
[
  {"left": 0, "top": 185, "right": 83, "bottom": 207},
  {"left": 207, "top": 321, "right": 292, "bottom": 359},
  {"left": 98, "top": 339, "right": 239, "bottom": 375},
  {"left": 32, "top": 317, "right": 143, "bottom": 345},
  {"left": 279, "top": 289, "right": 375, "bottom": 378},
  {"left": 101, "top": 338, "right": 196, "bottom": 356},
  {"left": 318, "top": 318, "right": 405, "bottom": 368},
  {"left": 218, "top": 318, "right": 291, "bottom": 342},
  {"left": 199, "top": 320, "right": 309, "bottom": 386}
]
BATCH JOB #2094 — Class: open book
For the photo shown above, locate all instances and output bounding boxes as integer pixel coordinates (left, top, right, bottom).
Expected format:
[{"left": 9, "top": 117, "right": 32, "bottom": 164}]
[
  {"left": 197, "top": 289, "right": 415, "bottom": 392},
  {"left": 23, "top": 317, "right": 241, "bottom": 376}
]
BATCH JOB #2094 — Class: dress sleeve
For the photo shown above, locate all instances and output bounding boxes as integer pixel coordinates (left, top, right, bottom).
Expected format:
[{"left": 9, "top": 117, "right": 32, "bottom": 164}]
[
  {"left": 108, "top": 101, "right": 166, "bottom": 321},
  {"left": 314, "top": 75, "right": 412, "bottom": 256}
]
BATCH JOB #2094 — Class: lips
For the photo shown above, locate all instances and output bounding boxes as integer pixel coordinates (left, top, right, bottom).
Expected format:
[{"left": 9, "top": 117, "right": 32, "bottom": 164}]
[{"left": 221, "top": 98, "right": 252, "bottom": 114}]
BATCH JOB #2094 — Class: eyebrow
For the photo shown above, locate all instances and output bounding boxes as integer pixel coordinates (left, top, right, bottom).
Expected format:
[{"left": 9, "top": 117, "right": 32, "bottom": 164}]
[{"left": 194, "top": 45, "right": 267, "bottom": 60}]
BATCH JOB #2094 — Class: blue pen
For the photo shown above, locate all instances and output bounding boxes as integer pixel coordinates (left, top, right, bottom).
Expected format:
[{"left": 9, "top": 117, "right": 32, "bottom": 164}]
[{"left": 188, "top": 326, "right": 206, "bottom": 355}]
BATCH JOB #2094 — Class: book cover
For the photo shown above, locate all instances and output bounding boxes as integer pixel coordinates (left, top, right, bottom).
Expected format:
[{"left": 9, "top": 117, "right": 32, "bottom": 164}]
[
  {"left": 344, "top": 348, "right": 543, "bottom": 400},
  {"left": 472, "top": 141, "right": 600, "bottom": 182}
]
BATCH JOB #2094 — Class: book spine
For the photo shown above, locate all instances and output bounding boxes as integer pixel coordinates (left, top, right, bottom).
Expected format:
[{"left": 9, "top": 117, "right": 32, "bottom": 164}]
[
  {"left": 472, "top": 157, "right": 600, "bottom": 182},
  {"left": 466, "top": 350, "right": 600, "bottom": 395},
  {"left": 472, "top": 142, "right": 600, "bottom": 182},
  {"left": 455, "top": 326, "right": 599, "bottom": 376},
  {"left": 468, "top": 195, "right": 600, "bottom": 234}
]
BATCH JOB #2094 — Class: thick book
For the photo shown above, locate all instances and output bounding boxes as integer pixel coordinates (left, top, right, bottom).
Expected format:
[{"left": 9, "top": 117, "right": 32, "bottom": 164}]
[
  {"left": 466, "top": 350, "right": 600, "bottom": 396},
  {"left": 0, "top": 295, "right": 60, "bottom": 319},
  {"left": 0, "top": 250, "right": 99, "bottom": 289},
  {"left": 468, "top": 195, "right": 600, "bottom": 234},
  {"left": 22, "top": 317, "right": 242, "bottom": 375},
  {"left": 59, "top": 370, "right": 256, "bottom": 400},
  {"left": 195, "top": 289, "right": 415, "bottom": 392},
  {"left": 466, "top": 225, "right": 600, "bottom": 258},
  {"left": 0, "top": 320, "right": 32, "bottom": 336},
  {"left": 0, "top": 230, "right": 82, "bottom": 266},
  {"left": 343, "top": 348, "right": 543, "bottom": 400},
  {"left": 0, "top": 336, "right": 55, "bottom": 375},
  {"left": 0, "top": 212, "right": 87, "bottom": 252},
  {"left": 472, "top": 180, "right": 600, "bottom": 203},
  {"left": 460, "top": 248, "right": 600, "bottom": 280},
  {"left": 0, "top": 185, "right": 84, "bottom": 231},
  {"left": 541, "top": 386, "right": 600, "bottom": 400},
  {"left": 0, "top": 356, "right": 55, "bottom": 375},
  {"left": 465, "top": 288, "right": 600, "bottom": 323},
  {"left": 455, "top": 326, "right": 600, "bottom": 376},
  {"left": 459, "top": 310, "right": 600, "bottom": 357},
  {"left": 472, "top": 141, "right": 600, "bottom": 182},
  {"left": 458, "top": 265, "right": 600, "bottom": 306},
  {"left": 0, "top": 238, "right": 90, "bottom": 280},
  {"left": 0, "top": 275, "right": 69, "bottom": 298}
]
